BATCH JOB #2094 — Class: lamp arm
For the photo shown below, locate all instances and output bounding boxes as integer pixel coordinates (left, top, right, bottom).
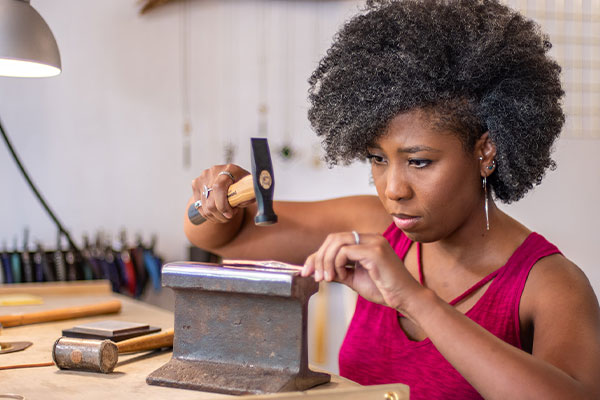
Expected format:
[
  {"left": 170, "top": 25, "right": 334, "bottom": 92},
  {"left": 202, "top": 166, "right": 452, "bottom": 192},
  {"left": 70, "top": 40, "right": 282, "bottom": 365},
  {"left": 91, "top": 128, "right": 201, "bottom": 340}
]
[{"left": 0, "top": 116, "right": 80, "bottom": 253}]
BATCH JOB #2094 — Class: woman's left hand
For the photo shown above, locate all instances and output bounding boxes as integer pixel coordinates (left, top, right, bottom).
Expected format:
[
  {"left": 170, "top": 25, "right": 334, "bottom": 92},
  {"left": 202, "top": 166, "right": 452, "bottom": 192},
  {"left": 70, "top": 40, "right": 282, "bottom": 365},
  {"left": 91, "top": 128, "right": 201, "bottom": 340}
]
[{"left": 302, "top": 232, "right": 422, "bottom": 311}]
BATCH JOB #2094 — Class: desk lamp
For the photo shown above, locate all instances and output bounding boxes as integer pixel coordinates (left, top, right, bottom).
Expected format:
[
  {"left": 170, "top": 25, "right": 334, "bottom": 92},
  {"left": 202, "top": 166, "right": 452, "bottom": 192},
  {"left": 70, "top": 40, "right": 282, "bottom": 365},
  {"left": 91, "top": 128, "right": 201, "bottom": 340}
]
[{"left": 0, "top": 0, "right": 79, "bottom": 251}]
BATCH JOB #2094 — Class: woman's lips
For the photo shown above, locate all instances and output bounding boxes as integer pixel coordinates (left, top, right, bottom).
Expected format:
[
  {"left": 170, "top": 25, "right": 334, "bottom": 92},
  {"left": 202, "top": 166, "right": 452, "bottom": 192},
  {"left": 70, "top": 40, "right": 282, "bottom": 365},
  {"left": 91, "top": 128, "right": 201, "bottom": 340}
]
[{"left": 392, "top": 214, "right": 421, "bottom": 230}]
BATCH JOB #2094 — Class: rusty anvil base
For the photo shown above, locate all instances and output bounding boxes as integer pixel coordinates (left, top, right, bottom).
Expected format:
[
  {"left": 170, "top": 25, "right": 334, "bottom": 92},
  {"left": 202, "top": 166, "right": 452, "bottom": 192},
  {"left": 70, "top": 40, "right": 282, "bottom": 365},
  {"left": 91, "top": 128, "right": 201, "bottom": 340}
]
[{"left": 146, "top": 262, "right": 330, "bottom": 395}]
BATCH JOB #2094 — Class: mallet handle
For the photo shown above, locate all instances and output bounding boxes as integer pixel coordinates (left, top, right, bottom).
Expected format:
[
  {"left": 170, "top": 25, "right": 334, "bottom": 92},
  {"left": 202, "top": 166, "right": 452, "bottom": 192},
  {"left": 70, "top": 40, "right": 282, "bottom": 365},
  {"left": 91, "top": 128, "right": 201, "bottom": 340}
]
[
  {"left": 0, "top": 300, "right": 121, "bottom": 328},
  {"left": 117, "top": 328, "right": 174, "bottom": 354},
  {"left": 188, "top": 174, "right": 255, "bottom": 225}
]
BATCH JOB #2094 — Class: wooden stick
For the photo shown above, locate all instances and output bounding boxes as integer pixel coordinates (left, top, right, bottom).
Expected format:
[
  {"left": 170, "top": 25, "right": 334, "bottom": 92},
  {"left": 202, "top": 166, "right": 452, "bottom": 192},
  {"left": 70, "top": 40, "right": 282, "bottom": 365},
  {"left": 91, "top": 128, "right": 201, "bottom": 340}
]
[
  {"left": 313, "top": 282, "right": 329, "bottom": 364},
  {"left": 0, "top": 300, "right": 121, "bottom": 328},
  {"left": 0, "top": 362, "right": 55, "bottom": 370}
]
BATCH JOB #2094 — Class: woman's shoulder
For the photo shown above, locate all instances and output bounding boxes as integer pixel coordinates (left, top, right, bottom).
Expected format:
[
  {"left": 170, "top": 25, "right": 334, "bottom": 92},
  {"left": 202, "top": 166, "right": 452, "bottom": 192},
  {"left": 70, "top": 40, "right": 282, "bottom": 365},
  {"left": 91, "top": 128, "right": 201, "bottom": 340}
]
[
  {"left": 530, "top": 252, "right": 592, "bottom": 296},
  {"left": 521, "top": 249, "right": 598, "bottom": 322},
  {"left": 519, "top": 249, "right": 600, "bottom": 372}
]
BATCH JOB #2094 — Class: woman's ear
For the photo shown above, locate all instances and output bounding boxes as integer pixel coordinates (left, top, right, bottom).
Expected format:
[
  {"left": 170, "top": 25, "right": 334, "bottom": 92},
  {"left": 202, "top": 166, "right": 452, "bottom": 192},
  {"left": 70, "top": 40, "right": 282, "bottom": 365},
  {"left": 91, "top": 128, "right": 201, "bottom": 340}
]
[{"left": 475, "top": 132, "right": 497, "bottom": 176}]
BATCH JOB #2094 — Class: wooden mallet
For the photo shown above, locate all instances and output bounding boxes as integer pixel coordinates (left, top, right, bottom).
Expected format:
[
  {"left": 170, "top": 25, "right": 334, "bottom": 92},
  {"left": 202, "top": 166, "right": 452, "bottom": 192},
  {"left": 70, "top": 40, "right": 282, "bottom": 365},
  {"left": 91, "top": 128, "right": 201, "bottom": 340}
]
[{"left": 53, "top": 328, "right": 174, "bottom": 373}]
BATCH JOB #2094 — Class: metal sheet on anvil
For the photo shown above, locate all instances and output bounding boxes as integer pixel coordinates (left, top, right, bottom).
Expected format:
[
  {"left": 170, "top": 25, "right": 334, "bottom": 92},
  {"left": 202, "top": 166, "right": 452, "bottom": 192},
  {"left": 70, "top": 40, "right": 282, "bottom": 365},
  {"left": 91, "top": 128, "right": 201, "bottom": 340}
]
[{"left": 162, "top": 262, "right": 317, "bottom": 299}]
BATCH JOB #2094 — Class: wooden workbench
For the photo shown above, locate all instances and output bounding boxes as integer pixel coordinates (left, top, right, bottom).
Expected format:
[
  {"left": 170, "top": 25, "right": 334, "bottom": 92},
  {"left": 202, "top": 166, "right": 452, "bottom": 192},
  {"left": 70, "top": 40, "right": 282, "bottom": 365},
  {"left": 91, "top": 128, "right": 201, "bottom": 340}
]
[{"left": 0, "top": 281, "right": 375, "bottom": 400}]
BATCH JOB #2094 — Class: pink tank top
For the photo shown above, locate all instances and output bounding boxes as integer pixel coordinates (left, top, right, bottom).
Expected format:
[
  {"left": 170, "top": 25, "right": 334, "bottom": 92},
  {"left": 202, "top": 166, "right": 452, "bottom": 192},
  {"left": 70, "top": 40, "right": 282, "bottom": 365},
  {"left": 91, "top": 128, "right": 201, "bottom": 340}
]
[{"left": 338, "top": 224, "right": 561, "bottom": 399}]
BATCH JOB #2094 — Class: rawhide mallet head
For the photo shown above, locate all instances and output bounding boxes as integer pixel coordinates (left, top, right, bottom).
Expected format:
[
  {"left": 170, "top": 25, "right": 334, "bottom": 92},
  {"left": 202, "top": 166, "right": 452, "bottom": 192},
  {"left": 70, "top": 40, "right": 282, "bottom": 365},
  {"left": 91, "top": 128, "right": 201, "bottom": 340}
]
[
  {"left": 53, "top": 336, "right": 118, "bottom": 373},
  {"left": 52, "top": 329, "right": 174, "bottom": 373},
  {"left": 187, "top": 137, "right": 278, "bottom": 225}
]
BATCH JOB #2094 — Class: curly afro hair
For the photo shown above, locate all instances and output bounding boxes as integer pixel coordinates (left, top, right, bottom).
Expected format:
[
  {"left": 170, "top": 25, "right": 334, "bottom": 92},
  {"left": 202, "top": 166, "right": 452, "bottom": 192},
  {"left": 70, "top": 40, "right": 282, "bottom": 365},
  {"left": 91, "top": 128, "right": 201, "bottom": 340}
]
[{"left": 308, "top": 0, "right": 565, "bottom": 203}]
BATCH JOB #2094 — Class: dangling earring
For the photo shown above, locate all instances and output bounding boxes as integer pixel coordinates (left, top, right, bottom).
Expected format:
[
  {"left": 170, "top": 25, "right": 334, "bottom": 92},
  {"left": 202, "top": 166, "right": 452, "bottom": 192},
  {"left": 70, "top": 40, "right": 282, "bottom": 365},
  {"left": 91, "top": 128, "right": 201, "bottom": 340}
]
[
  {"left": 483, "top": 175, "right": 489, "bottom": 231},
  {"left": 479, "top": 156, "right": 491, "bottom": 231}
]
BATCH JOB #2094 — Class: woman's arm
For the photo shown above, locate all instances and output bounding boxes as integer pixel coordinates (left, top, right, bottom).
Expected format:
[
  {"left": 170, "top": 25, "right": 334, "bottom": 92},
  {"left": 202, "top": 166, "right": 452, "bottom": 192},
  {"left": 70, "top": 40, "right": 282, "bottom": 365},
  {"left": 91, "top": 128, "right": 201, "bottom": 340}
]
[
  {"left": 185, "top": 197, "right": 391, "bottom": 264},
  {"left": 183, "top": 165, "right": 391, "bottom": 264},
  {"left": 403, "top": 256, "right": 600, "bottom": 399}
]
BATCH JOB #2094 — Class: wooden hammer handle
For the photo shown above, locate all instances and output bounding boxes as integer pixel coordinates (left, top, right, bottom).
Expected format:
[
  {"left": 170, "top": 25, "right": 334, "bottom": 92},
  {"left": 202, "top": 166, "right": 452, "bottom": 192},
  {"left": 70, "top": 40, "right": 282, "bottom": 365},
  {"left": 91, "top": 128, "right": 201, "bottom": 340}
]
[
  {"left": 226, "top": 174, "right": 255, "bottom": 206},
  {"left": 0, "top": 300, "right": 121, "bottom": 328},
  {"left": 188, "top": 174, "right": 256, "bottom": 225},
  {"left": 116, "top": 328, "right": 174, "bottom": 354}
]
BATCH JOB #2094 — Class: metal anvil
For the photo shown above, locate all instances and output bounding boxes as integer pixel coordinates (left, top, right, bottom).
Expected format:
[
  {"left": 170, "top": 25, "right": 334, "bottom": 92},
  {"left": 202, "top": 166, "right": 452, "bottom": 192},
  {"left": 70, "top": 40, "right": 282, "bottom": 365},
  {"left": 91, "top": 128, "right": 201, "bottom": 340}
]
[{"left": 146, "top": 261, "right": 331, "bottom": 395}]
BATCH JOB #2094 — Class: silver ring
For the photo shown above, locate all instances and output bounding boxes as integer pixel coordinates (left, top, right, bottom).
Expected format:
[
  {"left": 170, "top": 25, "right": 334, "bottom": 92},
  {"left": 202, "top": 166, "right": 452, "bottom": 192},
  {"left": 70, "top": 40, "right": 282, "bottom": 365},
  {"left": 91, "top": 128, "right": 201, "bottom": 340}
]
[
  {"left": 218, "top": 171, "right": 235, "bottom": 183},
  {"left": 202, "top": 185, "right": 213, "bottom": 198},
  {"left": 193, "top": 200, "right": 202, "bottom": 209},
  {"left": 351, "top": 230, "right": 360, "bottom": 245}
]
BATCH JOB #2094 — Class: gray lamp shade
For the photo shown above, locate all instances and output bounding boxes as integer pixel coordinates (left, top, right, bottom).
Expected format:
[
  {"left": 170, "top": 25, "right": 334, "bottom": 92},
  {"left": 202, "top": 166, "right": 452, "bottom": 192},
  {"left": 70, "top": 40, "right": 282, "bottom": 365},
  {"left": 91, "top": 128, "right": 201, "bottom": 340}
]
[{"left": 0, "top": 0, "right": 61, "bottom": 77}]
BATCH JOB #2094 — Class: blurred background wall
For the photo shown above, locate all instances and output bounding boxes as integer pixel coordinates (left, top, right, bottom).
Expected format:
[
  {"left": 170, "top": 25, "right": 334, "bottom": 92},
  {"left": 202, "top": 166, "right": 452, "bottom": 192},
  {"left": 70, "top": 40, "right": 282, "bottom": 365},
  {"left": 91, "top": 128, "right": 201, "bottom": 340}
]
[{"left": 0, "top": 0, "right": 598, "bottom": 373}]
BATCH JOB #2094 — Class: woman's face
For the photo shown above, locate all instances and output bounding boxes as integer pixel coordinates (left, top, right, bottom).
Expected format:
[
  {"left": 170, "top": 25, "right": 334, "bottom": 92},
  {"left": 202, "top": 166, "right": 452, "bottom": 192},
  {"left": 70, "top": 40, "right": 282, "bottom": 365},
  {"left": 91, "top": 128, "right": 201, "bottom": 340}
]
[{"left": 369, "top": 110, "right": 483, "bottom": 243}]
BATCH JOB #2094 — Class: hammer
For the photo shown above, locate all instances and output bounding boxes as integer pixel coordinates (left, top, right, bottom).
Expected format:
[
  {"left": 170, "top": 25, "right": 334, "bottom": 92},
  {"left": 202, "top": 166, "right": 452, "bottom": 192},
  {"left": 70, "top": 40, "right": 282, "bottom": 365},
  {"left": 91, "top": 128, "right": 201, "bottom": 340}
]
[
  {"left": 187, "top": 137, "right": 277, "bottom": 226},
  {"left": 52, "top": 328, "right": 174, "bottom": 373}
]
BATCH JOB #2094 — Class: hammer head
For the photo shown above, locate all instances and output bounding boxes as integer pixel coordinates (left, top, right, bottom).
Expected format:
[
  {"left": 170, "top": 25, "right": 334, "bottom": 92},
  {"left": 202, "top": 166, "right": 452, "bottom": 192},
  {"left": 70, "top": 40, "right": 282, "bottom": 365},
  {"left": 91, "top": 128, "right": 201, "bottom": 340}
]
[
  {"left": 53, "top": 336, "right": 118, "bottom": 373},
  {"left": 251, "top": 138, "right": 277, "bottom": 226}
]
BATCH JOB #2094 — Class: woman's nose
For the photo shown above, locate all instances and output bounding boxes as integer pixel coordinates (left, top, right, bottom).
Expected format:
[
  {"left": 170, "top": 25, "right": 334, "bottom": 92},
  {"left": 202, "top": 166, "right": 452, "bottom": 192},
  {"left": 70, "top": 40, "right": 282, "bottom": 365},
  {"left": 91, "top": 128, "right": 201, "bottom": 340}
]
[{"left": 384, "top": 167, "right": 412, "bottom": 201}]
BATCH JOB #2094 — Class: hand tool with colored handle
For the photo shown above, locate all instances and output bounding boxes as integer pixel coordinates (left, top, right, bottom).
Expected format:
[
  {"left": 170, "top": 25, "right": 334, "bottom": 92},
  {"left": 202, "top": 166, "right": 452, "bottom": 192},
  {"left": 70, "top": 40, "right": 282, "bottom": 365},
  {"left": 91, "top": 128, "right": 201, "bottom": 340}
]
[
  {"left": 53, "top": 328, "right": 174, "bottom": 373},
  {"left": 187, "top": 138, "right": 277, "bottom": 226}
]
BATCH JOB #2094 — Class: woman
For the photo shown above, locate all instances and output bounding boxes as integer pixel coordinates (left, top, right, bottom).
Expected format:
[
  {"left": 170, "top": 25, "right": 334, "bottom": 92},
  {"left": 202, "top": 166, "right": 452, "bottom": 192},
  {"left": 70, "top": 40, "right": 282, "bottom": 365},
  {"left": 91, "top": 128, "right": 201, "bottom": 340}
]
[{"left": 184, "top": 1, "right": 600, "bottom": 399}]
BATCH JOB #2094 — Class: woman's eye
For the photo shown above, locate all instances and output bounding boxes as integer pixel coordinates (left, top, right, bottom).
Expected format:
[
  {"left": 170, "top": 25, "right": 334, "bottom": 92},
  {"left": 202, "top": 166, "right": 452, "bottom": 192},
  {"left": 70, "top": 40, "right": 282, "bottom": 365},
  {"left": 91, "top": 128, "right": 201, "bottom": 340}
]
[
  {"left": 408, "top": 159, "right": 431, "bottom": 168},
  {"left": 366, "top": 154, "right": 386, "bottom": 165}
]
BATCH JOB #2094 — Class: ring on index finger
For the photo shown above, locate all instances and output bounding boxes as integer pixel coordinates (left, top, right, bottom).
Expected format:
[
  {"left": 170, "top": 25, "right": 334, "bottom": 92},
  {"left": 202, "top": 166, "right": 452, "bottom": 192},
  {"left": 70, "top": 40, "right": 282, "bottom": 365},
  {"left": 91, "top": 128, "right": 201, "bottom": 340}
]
[
  {"left": 218, "top": 171, "right": 235, "bottom": 183},
  {"left": 352, "top": 230, "right": 360, "bottom": 245},
  {"left": 202, "top": 185, "right": 213, "bottom": 199}
]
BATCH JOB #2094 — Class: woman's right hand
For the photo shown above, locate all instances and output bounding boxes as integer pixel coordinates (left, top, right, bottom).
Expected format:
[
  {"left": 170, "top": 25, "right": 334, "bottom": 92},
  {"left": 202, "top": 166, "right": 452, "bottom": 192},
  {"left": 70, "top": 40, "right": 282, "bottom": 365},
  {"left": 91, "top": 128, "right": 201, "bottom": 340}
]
[
  {"left": 302, "top": 231, "right": 423, "bottom": 312},
  {"left": 190, "top": 164, "right": 253, "bottom": 224}
]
